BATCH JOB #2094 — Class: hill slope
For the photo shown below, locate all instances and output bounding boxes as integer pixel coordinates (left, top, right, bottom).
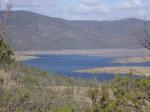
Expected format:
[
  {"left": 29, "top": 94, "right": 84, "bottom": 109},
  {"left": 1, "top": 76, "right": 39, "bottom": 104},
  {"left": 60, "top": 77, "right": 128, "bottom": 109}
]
[{"left": 3, "top": 11, "right": 150, "bottom": 50}]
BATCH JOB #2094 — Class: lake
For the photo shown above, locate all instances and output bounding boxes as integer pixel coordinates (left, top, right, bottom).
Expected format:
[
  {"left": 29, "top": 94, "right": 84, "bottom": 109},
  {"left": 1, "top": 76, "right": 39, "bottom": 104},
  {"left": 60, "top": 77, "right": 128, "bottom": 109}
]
[{"left": 23, "top": 55, "right": 150, "bottom": 81}]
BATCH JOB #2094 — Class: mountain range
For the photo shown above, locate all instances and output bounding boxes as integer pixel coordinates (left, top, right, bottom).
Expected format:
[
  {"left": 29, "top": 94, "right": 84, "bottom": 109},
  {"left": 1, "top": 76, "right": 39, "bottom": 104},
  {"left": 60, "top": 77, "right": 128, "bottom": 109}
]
[{"left": 3, "top": 11, "right": 150, "bottom": 50}]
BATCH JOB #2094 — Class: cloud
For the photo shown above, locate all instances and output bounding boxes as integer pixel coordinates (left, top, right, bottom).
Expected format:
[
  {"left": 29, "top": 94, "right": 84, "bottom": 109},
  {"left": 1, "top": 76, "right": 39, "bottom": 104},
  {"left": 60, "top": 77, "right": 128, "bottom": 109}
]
[
  {"left": 118, "top": 0, "right": 142, "bottom": 10},
  {"left": 115, "top": 0, "right": 150, "bottom": 19},
  {"left": 15, "top": 0, "right": 58, "bottom": 8},
  {"left": 132, "top": 0, "right": 141, "bottom": 5},
  {"left": 77, "top": 0, "right": 110, "bottom": 15},
  {"left": 83, "top": 0, "right": 100, "bottom": 6},
  {"left": 1, "top": 0, "right": 149, "bottom": 20}
]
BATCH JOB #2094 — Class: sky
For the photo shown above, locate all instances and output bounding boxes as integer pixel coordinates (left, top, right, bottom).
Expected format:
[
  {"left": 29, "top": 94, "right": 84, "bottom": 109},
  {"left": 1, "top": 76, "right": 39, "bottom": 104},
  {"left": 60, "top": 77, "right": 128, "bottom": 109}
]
[{"left": 2, "top": 0, "right": 150, "bottom": 20}]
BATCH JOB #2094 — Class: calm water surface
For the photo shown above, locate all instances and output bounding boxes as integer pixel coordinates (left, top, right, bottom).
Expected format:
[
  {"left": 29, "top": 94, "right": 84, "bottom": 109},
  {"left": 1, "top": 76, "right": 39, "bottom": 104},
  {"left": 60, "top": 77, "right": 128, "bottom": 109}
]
[{"left": 23, "top": 55, "right": 150, "bottom": 81}]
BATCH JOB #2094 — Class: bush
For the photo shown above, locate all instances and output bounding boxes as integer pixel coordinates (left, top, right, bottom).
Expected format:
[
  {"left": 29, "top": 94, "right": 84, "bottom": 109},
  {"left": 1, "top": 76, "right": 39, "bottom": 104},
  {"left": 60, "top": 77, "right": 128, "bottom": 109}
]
[
  {"left": 0, "top": 40, "right": 14, "bottom": 68},
  {"left": 56, "top": 105, "right": 74, "bottom": 112}
]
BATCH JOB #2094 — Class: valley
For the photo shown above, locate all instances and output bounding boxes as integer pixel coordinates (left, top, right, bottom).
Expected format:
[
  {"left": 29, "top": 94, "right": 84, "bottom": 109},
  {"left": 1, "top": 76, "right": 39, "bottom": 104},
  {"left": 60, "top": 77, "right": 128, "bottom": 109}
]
[{"left": 15, "top": 49, "right": 150, "bottom": 81}]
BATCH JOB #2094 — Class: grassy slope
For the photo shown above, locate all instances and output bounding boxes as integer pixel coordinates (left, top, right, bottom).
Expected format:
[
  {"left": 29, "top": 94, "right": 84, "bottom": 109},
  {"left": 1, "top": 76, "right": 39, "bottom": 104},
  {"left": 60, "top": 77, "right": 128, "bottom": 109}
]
[{"left": 0, "top": 63, "right": 150, "bottom": 112}]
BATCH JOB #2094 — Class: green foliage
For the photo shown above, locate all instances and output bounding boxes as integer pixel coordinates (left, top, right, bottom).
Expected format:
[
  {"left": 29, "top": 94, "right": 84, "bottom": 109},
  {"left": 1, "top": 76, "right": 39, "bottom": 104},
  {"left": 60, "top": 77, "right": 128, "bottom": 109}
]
[
  {"left": 87, "top": 87, "right": 100, "bottom": 106},
  {"left": 0, "top": 40, "right": 14, "bottom": 68},
  {"left": 22, "top": 75, "right": 39, "bottom": 87},
  {"left": 56, "top": 105, "right": 74, "bottom": 112},
  {"left": 86, "top": 76, "right": 150, "bottom": 112}
]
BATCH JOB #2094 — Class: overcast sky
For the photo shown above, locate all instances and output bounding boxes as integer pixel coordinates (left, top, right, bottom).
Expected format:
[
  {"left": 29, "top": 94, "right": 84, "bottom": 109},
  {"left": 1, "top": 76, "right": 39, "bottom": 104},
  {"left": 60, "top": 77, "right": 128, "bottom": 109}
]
[{"left": 3, "top": 0, "right": 150, "bottom": 20}]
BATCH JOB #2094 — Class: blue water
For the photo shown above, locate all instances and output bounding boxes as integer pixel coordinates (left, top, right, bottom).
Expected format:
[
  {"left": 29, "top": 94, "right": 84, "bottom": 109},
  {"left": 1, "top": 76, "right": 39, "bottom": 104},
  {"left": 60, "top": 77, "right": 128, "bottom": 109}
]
[{"left": 23, "top": 55, "right": 150, "bottom": 81}]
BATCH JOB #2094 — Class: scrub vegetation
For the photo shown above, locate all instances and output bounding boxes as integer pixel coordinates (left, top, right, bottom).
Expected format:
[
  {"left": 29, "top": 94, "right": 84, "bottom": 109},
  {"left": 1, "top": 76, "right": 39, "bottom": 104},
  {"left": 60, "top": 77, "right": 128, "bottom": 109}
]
[
  {"left": 0, "top": 41, "right": 149, "bottom": 111},
  {"left": 0, "top": 0, "right": 149, "bottom": 111}
]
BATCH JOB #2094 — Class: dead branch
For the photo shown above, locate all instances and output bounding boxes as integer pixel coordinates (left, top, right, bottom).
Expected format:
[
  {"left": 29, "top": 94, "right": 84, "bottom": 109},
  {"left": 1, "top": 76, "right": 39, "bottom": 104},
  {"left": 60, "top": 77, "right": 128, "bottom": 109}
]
[
  {"left": 0, "top": 0, "right": 14, "bottom": 44},
  {"left": 140, "top": 21, "right": 150, "bottom": 50}
]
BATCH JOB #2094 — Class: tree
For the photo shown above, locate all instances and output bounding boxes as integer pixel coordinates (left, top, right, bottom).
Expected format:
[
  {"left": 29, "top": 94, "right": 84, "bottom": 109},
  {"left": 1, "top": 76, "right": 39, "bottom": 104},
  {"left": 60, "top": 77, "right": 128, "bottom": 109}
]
[
  {"left": 0, "top": 0, "right": 14, "bottom": 67},
  {"left": 140, "top": 21, "right": 150, "bottom": 50},
  {"left": 0, "top": 0, "right": 14, "bottom": 42}
]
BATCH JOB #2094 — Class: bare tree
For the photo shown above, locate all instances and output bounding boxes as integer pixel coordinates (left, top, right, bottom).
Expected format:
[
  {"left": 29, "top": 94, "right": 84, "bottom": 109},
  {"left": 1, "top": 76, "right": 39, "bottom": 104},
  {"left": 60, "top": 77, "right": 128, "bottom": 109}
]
[
  {"left": 0, "top": 0, "right": 14, "bottom": 45},
  {"left": 140, "top": 21, "right": 150, "bottom": 50}
]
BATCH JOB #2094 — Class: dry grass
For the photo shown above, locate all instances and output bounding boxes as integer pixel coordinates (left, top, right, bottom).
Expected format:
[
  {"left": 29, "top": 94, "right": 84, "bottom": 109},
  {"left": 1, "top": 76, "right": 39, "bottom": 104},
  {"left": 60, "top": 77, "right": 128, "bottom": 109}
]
[
  {"left": 0, "top": 70, "right": 6, "bottom": 77},
  {"left": 0, "top": 70, "right": 21, "bottom": 89},
  {"left": 0, "top": 70, "right": 91, "bottom": 104},
  {"left": 46, "top": 86, "right": 92, "bottom": 104},
  {"left": 79, "top": 67, "right": 150, "bottom": 77}
]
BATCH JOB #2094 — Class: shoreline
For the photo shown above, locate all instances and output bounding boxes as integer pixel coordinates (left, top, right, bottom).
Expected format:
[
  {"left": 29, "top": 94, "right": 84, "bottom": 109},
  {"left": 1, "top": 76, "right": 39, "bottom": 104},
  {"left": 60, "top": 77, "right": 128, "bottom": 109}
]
[
  {"left": 78, "top": 67, "right": 150, "bottom": 77},
  {"left": 15, "top": 49, "right": 150, "bottom": 64},
  {"left": 113, "top": 56, "right": 150, "bottom": 63},
  {"left": 15, "top": 49, "right": 149, "bottom": 57},
  {"left": 15, "top": 54, "right": 39, "bottom": 61}
]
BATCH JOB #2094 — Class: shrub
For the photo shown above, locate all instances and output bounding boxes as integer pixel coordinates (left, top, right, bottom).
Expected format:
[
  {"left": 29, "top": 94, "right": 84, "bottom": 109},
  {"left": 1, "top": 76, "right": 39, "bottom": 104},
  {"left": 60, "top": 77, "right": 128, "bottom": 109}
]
[
  {"left": 56, "top": 105, "right": 74, "bottom": 112},
  {"left": 0, "top": 40, "right": 14, "bottom": 68},
  {"left": 87, "top": 86, "right": 100, "bottom": 106},
  {"left": 22, "top": 75, "right": 39, "bottom": 87}
]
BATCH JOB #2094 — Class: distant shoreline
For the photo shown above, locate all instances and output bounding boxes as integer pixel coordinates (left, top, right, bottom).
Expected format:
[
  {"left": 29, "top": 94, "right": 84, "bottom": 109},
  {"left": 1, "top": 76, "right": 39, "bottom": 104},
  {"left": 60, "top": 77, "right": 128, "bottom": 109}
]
[
  {"left": 15, "top": 54, "right": 39, "bottom": 61},
  {"left": 78, "top": 67, "right": 150, "bottom": 77},
  {"left": 15, "top": 49, "right": 150, "bottom": 61}
]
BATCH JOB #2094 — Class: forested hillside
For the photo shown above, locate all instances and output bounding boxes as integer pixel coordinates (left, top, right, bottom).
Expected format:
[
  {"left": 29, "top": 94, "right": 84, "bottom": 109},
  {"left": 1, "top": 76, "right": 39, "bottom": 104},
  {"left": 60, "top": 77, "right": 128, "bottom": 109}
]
[{"left": 2, "top": 11, "right": 150, "bottom": 50}]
